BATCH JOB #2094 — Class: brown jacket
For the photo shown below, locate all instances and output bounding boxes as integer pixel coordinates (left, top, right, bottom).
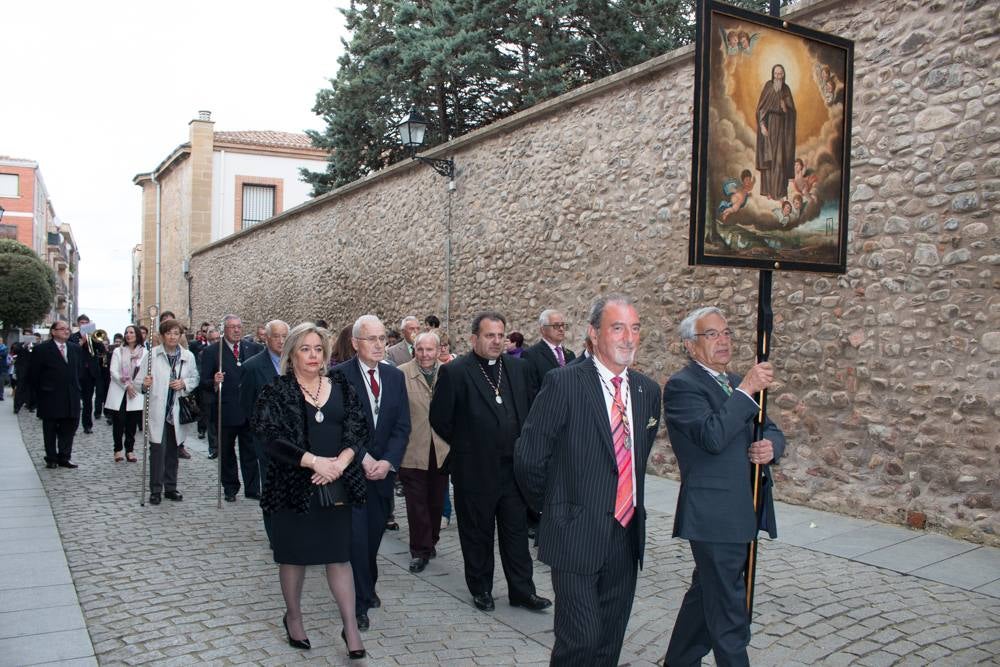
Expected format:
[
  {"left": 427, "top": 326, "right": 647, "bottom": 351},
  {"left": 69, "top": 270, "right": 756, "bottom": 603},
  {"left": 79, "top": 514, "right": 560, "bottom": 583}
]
[{"left": 399, "top": 359, "right": 450, "bottom": 470}]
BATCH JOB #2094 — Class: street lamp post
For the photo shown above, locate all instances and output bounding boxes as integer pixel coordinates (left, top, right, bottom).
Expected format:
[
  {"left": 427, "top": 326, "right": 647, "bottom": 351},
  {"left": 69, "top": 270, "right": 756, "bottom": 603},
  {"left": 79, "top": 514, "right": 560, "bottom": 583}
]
[{"left": 395, "top": 108, "right": 456, "bottom": 330}]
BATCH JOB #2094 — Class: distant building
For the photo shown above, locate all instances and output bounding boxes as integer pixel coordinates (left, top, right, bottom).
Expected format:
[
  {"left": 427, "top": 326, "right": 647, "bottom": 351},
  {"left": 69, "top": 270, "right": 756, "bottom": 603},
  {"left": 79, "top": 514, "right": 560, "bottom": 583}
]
[
  {"left": 132, "top": 111, "right": 328, "bottom": 327},
  {"left": 0, "top": 156, "right": 81, "bottom": 328}
]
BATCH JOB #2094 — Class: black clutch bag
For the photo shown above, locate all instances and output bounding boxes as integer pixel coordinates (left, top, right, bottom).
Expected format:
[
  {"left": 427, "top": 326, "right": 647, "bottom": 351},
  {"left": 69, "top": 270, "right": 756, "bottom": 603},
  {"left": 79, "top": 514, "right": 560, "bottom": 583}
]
[{"left": 315, "top": 479, "right": 349, "bottom": 507}]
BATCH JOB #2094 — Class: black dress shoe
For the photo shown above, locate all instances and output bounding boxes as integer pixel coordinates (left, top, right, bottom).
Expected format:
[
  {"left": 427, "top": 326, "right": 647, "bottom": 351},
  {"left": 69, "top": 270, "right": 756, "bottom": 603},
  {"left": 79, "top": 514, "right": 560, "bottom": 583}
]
[
  {"left": 409, "top": 557, "right": 428, "bottom": 573},
  {"left": 283, "top": 614, "right": 310, "bottom": 650},
  {"left": 510, "top": 593, "right": 552, "bottom": 611},
  {"left": 473, "top": 592, "right": 495, "bottom": 611},
  {"left": 164, "top": 490, "right": 183, "bottom": 501},
  {"left": 58, "top": 461, "right": 78, "bottom": 469},
  {"left": 208, "top": 452, "right": 218, "bottom": 459},
  {"left": 83, "top": 428, "right": 93, "bottom": 434},
  {"left": 245, "top": 492, "right": 261, "bottom": 500},
  {"left": 45, "top": 462, "right": 58, "bottom": 469},
  {"left": 149, "top": 492, "right": 162, "bottom": 505},
  {"left": 341, "top": 629, "right": 366, "bottom": 659},
  {"left": 356, "top": 612, "right": 370, "bottom": 631},
  {"left": 370, "top": 593, "right": 381, "bottom": 608},
  {"left": 224, "top": 493, "right": 236, "bottom": 502},
  {"left": 385, "top": 520, "right": 399, "bottom": 531}
]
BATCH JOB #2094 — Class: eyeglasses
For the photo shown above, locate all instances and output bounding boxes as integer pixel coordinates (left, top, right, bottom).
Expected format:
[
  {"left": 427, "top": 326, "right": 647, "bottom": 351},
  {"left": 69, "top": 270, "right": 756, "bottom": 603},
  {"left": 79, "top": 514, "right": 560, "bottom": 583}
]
[
  {"left": 694, "top": 329, "right": 734, "bottom": 341},
  {"left": 354, "top": 335, "right": 387, "bottom": 345},
  {"left": 543, "top": 323, "right": 569, "bottom": 330}
]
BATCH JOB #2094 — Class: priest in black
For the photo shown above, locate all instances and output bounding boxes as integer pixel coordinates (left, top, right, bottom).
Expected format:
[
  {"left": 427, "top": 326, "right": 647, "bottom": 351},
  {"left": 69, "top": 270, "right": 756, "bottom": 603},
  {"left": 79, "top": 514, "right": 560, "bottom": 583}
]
[{"left": 429, "top": 311, "right": 551, "bottom": 613}]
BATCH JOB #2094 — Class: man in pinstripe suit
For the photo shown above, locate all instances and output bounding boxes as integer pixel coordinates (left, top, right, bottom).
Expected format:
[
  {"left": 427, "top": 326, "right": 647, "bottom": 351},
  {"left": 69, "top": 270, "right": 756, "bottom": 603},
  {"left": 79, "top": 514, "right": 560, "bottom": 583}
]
[
  {"left": 662, "top": 306, "right": 784, "bottom": 667},
  {"left": 515, "top": 294, "right": 662, "bottom": 666}
]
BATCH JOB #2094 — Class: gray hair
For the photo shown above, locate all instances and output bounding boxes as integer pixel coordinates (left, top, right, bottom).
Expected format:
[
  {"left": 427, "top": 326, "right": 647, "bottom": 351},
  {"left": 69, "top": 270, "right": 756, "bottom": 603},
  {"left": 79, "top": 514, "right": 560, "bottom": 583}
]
[
  {"left": 264, "top": 319, "right": 289, "bottom": 336},
  {"left": 400, "top": 315, "right": 419, "bottom": 329},
  {"left": 279, "top": 322, "right": 331, "bottom": 375},
  {"left": 586, "top": 294, "right": 635, "bottom": 329},
  {"left": 222, "top": 314, "right": 241, "bottom": 326},
  {"left": 678, "top": 306, "right": 725, "bottom": 340},
  {"left": 538, "top": 309, "right": 562, "bottom": 327},
  {"left": 413, "top": 331, "right": 440, "bottom": 348},
  {"left": 353, "top": 315, "right": 383, "bottom": 338}
]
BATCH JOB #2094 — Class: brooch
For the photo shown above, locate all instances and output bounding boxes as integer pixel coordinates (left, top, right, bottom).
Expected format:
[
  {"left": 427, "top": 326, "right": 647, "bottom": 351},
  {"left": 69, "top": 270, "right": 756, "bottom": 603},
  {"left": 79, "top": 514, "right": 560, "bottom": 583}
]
[{"left": 647, "top": 418, "right": 658, "bottom": 429}]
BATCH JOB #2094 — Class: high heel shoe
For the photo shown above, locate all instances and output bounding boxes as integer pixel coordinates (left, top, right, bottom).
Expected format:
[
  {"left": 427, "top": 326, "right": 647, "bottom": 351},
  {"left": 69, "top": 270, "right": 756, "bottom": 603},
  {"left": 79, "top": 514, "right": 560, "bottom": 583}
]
[
  {"left": 341, "top": 628, "right": 366, "bottom": 659},
  {"left": 283, "top": 614, "right": 310, "bottom": 650}
]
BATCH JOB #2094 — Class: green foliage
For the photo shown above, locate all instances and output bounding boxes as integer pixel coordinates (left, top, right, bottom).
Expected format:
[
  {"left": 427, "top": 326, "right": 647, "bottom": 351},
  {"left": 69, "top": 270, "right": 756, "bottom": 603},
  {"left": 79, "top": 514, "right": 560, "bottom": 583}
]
[
  {"left": 0, "top": 245, "right": 55, "bottom": 331},
  {"left": 304, "top": 0, "right": 796, "bottom": 192}
]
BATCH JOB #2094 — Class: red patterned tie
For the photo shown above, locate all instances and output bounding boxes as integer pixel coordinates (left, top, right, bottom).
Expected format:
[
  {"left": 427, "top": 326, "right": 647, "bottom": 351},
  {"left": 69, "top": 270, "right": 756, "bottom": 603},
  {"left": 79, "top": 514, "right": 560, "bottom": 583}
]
[
  {"left": 611, "top": 376, "right": 634, "bottom": 527},
  {"left": 367, "top": 369, "right": 380, "bottom": 399}
]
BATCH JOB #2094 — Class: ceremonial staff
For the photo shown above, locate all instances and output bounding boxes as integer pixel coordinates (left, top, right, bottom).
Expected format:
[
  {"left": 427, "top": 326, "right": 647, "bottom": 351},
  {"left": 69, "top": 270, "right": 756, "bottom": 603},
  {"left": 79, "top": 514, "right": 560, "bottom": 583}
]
[
  {"left": 216, "top": 318, "right": 224, "bottom": 509},
  {"left": 139, "top": 305, "right": 158, "bottom": 506}
]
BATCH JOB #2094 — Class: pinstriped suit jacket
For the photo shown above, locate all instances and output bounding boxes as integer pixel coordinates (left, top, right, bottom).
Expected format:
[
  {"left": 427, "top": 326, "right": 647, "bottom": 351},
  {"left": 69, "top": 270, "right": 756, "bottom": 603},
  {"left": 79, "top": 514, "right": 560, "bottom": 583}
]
[{"left": 515, "top": 357, "right": 661, "bottom": 574}]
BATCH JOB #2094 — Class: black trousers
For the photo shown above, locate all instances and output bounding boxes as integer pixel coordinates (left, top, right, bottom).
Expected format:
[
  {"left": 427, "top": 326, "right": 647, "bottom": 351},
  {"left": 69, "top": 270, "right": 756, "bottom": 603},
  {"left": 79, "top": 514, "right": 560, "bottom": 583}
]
[
  {"left": 13, "top": 379, "right": 32, "bottom": 412},
  {"left": 351, "top": 482, "right": 393, "bottom": 613},
  {"left": 399, "top": 447, "right": 448, "bottom": 558},
  {"left": 220, "top": 423, "right": 259, "bottom": 496},
  {"left": 80, "top": 375, "right": 99, "bottom": 429},
  {"left": 150, "top": 423, "right": 180, "bottom": 493},
  {"left": 453, "top": 463, "right": 535, "bottom": 601},
  {"left": 550, "top": 520, "right": 638, "bottom": 667},
  {"left": 665, "top": 541, "right": 751, "bottom": 667},
  {"left": 112, "top": 395, "right": 141, "bottom": 453},
  {"left": 42, "top": 416, "right": 78, "bottom": 463}
]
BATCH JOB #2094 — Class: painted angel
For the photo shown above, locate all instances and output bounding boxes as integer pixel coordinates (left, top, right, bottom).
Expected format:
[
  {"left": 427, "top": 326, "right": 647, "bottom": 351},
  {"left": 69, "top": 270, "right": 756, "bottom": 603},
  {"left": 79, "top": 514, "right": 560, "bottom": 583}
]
[{"left": 739, "top": 31, "right": 760, "bottom": 55}]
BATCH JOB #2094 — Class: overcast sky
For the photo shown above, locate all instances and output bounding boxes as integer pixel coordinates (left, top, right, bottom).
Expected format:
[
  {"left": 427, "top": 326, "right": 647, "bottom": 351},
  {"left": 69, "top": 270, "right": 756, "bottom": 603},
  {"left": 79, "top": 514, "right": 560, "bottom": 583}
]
[{"left": 5, "top": 1, "right": 348, "bottom": 336}]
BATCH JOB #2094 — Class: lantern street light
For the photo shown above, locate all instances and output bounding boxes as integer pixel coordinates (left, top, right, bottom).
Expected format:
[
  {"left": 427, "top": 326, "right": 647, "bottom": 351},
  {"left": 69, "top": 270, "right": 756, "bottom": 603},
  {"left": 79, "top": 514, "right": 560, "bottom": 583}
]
[{"left": 396, "top": 108, "right": 455, "bottom": 180}]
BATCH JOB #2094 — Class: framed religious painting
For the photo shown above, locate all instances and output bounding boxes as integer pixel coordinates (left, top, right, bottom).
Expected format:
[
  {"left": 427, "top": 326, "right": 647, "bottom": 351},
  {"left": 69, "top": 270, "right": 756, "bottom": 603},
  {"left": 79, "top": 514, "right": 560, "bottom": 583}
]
[{"left": 688, "top": 0, "right": 854, "bottom": 273}]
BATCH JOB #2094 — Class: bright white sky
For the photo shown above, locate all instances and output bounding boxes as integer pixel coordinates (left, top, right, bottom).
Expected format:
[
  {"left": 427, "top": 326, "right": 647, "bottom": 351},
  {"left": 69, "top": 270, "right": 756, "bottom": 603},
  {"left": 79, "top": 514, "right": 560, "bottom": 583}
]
[{"left": 5, "top": 1, "right": 349, "bottom": 336}]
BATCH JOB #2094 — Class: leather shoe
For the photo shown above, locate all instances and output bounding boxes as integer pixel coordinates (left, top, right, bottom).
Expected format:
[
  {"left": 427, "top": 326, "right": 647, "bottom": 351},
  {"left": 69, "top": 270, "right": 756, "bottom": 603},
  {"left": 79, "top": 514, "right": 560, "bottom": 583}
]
[
  {"left": 46, "top": 462, "right": 58, "bottom": 469},
  {"left": 58, "top": 461, "right": 78, "bottom": 469},
  {"left": 208, "top": 452, "right": 218, "bottom": 459},
  {"left": 510, "top": 593, "right": 552, "bottom": 612},
  {"left": 164, "top": 490, "right": 183, "bottom": 501},
  {"left": 341, "top": 629, "right": 366, "bottom": 659},
  {"left": 245, "top": 492, "right": 261, "bottom": 500},
  {"left": 224, "top": 494, "right": 236, "bottom": 502},
  {"left": 149, "top": 492, "right": 161, "bottom": 505},
  {"left": 283, "top": 614, "right": 310, "bottom": 650},
  {"left": 385, "top": 520, "right": 399, "bottom": 531},
  {"left": 370, "top": 593, "right": 381, "bottom": 609},
  {"left": 356, "top": 613, "right": 369, "bottom": 631},
  {"left": 83, "top": 428, "right": 93, "bottom": 434},
  {"left": 177, "top": 446, "right": 191, "bottom": 459},
  {"left": 409, "top": 557, "right": 428, "bottom": 573},
  {"left": 473, "top": 592, "right": 495, "bottom": 611}
]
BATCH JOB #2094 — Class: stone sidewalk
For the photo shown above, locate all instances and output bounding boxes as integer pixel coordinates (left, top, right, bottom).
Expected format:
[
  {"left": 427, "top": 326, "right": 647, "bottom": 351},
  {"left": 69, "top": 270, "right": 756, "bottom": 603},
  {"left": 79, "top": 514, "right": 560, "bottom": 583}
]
[{"left": 1, "top": 400, "right": 998, "bottom": 666}]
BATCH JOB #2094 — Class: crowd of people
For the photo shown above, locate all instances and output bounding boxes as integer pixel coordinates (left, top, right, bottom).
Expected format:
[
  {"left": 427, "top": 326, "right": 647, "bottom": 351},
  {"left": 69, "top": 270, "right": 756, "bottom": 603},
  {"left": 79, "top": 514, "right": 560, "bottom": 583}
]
[{"left": 4, "top": 297, "right": 784, "bottom": 666}]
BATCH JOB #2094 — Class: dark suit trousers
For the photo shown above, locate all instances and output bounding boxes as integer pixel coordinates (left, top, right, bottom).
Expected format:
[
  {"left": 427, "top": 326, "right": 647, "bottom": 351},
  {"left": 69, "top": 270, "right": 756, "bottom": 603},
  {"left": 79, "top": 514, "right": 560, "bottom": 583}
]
[
  {"left": 550, "top": 520, "right": 638, "bottom": 666},
  {"left": 351, "top": 480, "right": 393, "bottom": 612},
  {"left": 453, "top": 462, "right": 535, "bottom": 601},
  {"left": 80, "top": 375, "right": 98, "bottom": 429},
  {"left": 399, "top": 447, "right": 448, "bottom": 558},
  {"left": 220, "top": 423, "right": 259, "bottom": 497},
  {"left": 42, "top": 417, "right": 78, "bottom": 463},
  {"left": 112, "top": 395, "right": 141, "bottom": 453},
  {"left": 150, "top": 423, "right": 180, "bottom": 493},
  {"left": 665, "top": 541, "right": 751, "bottom": 667}
]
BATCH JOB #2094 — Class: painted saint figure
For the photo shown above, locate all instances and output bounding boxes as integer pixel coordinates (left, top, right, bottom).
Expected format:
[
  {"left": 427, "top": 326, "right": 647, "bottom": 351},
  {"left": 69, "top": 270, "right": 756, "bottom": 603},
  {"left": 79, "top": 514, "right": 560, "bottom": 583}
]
[{"left": 755, "top": 64, "right": 796, "bottom": 200}]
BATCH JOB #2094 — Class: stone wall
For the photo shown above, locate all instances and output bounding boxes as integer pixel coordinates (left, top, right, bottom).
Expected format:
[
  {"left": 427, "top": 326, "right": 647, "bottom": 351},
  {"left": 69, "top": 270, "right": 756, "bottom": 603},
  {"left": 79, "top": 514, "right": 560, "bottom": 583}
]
[{"left": 191, "top": 0, "right": 1000, "bottom": 544}]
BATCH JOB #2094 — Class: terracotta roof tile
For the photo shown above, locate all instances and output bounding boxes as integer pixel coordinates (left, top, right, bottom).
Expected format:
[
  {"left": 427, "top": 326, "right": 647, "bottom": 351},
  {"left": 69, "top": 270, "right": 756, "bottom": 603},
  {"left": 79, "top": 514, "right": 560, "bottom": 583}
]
[{"left": 213, "top": 131, "right": 319, "bottom": 150}]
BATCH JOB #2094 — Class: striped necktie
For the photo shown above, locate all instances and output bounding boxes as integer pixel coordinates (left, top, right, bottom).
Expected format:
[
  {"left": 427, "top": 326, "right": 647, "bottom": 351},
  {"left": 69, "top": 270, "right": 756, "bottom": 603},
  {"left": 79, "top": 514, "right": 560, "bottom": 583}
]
[
  {"left": 610, "top": 376, "right": 634, "bottom": 527},
  {"left": 715, "top": 373, "right": 733, "bottom": 396}
]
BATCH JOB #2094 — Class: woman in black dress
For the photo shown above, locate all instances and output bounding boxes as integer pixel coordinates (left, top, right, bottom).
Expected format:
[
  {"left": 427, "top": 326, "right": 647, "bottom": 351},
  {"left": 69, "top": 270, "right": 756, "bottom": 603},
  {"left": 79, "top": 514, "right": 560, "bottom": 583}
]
[{"left": 252, "top": 322, "right": 369, "bottom": 659}]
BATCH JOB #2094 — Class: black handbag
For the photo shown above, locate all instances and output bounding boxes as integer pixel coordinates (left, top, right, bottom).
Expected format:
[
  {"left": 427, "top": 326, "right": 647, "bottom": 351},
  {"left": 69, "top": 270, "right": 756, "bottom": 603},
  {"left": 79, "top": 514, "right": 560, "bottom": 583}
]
[
  {"left": 315, "top": 480, "right": 349, "bottom": 507},
  {"left": 178, "top": 394, "right": 200, "bottom": 424}
]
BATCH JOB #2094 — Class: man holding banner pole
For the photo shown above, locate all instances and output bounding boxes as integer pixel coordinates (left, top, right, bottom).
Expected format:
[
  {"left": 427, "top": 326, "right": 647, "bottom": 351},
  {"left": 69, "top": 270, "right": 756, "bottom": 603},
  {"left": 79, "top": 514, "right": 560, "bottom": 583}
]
[{"left": 662, "top": 306, "right": 784, "bottom": 667}]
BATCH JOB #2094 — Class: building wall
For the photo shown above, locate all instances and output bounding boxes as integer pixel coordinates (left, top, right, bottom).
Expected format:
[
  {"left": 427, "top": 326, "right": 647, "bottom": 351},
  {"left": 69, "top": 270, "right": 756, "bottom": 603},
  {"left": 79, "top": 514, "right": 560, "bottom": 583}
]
[
  {"left": 0, "top": 164, "right": 38, "bottom": 250},
  {"left": 210, "top": 151, "right": 327, "bottom": 239},
  {"left": 189, "top": 0, "right": 1000, "bottom": 543}
]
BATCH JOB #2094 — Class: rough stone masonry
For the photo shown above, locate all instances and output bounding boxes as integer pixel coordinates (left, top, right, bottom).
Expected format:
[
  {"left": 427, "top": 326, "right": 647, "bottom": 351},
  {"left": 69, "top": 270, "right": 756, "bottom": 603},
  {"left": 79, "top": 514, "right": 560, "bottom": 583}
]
[{"left": 190, "top": 0, "right": 999, "bottom": 544}]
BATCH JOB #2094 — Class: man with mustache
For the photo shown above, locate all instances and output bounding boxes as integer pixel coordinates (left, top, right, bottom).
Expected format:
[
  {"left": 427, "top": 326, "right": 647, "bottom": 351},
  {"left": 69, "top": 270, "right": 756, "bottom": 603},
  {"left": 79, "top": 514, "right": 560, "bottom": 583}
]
[
  {"left": 515, "top": 295, "right": 661, "bottom": 666},
  {"left": 662, "top": 306, "right": 785, "bottom": 667},
  {"left": 430, "top": 311, "right": 551, "bottom": 614}
]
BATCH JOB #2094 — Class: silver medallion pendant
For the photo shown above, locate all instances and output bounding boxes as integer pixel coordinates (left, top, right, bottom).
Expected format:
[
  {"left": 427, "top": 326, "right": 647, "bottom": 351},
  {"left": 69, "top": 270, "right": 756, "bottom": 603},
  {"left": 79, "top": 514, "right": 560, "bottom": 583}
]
[
  {"left": 495, "top": 395, "right": 503, "bottom": 405},
  {"left": 236, "top": 361, "right": 242, "bottom": 367},
  {"left": 314, "top": 409, "right": 324, "bottom": 423}
]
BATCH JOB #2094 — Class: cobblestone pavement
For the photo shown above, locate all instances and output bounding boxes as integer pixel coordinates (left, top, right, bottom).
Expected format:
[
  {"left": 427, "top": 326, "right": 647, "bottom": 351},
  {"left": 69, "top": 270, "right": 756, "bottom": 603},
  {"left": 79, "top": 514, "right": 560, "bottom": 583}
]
[{"left": 14, "top": 412, "right": 1000, "bottom": 666}]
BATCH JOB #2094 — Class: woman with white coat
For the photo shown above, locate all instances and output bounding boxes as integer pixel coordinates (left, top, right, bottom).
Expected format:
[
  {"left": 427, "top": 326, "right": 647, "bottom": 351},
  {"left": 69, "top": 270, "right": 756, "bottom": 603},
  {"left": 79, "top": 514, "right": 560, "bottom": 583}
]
[
  {"left": 104, "top": 325, "right": 147, "bottom": 462},
  {"left": 142, "top": 319, "right": 199, "bottom": 505}
]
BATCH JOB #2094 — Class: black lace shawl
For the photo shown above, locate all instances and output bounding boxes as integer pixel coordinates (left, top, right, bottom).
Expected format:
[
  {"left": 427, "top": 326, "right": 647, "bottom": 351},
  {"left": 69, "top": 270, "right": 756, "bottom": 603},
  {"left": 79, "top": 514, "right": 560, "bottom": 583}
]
[{"left": 251, "top": 369, "right": 369, "bottom": 514}]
